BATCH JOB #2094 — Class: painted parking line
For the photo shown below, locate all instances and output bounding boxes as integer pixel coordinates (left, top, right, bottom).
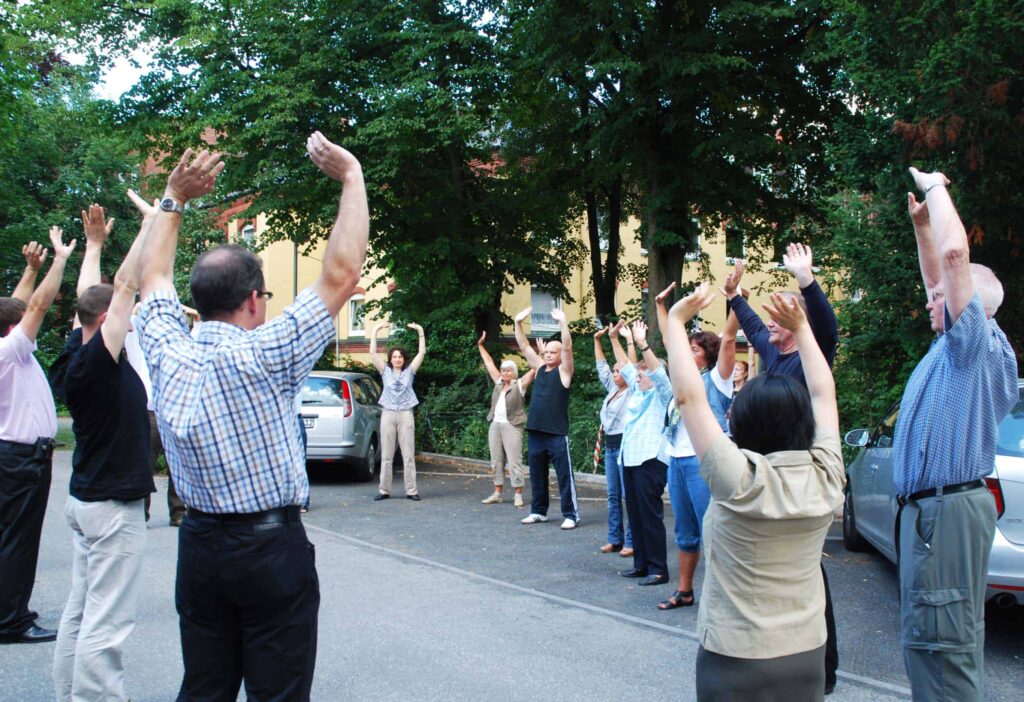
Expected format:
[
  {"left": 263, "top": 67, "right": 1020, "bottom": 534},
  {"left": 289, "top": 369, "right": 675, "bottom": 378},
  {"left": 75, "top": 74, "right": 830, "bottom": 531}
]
[{"left": 306, "top": 523, "right": 912, "bottom": 699}]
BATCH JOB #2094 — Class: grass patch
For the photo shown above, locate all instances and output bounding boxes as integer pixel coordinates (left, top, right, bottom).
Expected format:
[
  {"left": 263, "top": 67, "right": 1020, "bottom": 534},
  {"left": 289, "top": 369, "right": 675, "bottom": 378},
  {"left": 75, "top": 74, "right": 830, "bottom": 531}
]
[{"left": 55, "top": 424, "right": 75, "bottom": 451}]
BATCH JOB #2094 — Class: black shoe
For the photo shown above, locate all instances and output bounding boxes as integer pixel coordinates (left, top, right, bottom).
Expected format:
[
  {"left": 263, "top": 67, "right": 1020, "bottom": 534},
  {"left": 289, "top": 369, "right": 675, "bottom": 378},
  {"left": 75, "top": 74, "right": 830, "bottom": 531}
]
[
  {"left": 620, "top": 568, "right": 649, "bottom": 578},
  {"left": 638, "top": 574, "right": 669, "bottom": 586},
  {"left": 824, "top": 681, "right": 836, "bottom": 696},
  {"left": 0, "top": 625, "right": 57, "bottom": 644},
  {"left": 407, "top": 494, "right": 421, "bottom": 501},
  {"left": 374, "top": 493, "right": 390, "bottom": 501}
]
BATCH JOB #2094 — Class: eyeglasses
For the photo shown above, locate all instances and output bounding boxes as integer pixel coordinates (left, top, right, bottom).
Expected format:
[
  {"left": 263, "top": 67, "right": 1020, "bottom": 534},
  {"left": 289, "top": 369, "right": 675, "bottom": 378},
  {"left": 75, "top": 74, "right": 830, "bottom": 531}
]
[{"left": 257, "top": 290, "right": 274, "bottom": 300}]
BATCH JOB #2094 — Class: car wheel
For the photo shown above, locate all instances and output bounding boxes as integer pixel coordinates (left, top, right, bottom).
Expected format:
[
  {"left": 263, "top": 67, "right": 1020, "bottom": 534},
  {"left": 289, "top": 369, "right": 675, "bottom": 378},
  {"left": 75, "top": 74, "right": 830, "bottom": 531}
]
[
  {"left": 843, "top": 485, "right": 871, "bottom": 552},
  {"left": 354, "top": 436, "right": 378, "bottom": 483}
]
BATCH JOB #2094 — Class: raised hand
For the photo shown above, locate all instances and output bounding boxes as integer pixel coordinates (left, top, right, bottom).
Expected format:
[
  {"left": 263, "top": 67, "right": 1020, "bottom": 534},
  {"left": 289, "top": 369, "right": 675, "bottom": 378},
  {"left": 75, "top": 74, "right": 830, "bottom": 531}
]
[
  {"left": 514, "top": 307, "right": 532, "bottom": 323},
  {"left": 618, "top": 321, "right": 633, "bottom": 340},
  {"left": 306, "top": 131, "right": 361, "bottom": 182},
  {"left": 908, "top": 167, "right": 949, "bottom": 194},
  {"left": 165, "top": 148, "right": 226, "bottom": 203},
  {"left": 762, "top": 292, "right": 806, "bottom": 332},
  {"left": 49, "top": 226, "right": 76, "bottom": 259},
  {"left": 372, "top": 322, "right": 390, "bottom": 337},
  {"left": 550, "top": 308, "right": 566, "bottom": 324},
  {"left": 593, "top": 326, "right": 608, "bottom": 339},
  {"left": 535, "top": 337, "right": 546, "bottom": 355},
  {"left": 669, "top": 282, "right": 715, "bottom": 322},
  {"left": 127, "top": 189, "right": 160, "bottom": 224},
  {"left": 783, "top": 243, "right": 814, "bottom": 288},
  {"left": 631, "top": 320, "right": 648, "bottom": 345},
  {"left": 478, "top": 331, "right": 487, "bottom": 346},
  {"left": 81, "top": 204, "right": 114, "bottom": 246},
  {"left": 655, "top": 281, "right": 677, "bottom": 307},
  {"left": 722, "top": 261, "right": 745, "bottom": 299},
  {"left": 907, "top": 192, "right": 930, "bottom": 227},
  {"left": 407, "top": 322, "right": 424, "bottom": 334},
  {"left": 22, "top": 241, "right": 47, "bottom": 270}
]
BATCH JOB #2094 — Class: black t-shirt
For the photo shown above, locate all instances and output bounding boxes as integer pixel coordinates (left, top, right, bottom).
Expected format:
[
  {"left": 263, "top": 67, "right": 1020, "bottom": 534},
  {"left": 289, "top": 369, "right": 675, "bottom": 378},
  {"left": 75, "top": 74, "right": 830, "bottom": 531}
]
[
  {"left": 526, "top": 365, "right": 570, "bottom": 436},
  {"left": 65, "top": 328, "right": 155, "bottom": 502}
]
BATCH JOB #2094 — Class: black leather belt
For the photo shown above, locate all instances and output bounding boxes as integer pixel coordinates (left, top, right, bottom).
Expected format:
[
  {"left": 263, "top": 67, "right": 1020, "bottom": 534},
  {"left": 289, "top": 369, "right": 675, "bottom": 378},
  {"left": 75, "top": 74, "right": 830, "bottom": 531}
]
[
  {"left": 186, "top": 506, "right": 301, "bottom": 524},
  {"left": 908, "top": 479, "right": 986, "bottom": 502}
]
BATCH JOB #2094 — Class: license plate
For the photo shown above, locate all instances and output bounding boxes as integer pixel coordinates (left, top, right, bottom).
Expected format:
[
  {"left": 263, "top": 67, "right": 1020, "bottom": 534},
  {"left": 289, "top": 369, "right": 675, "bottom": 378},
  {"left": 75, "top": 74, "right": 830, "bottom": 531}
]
[{"left": 303, "top": 418, "right": 316, "bottom": 429}]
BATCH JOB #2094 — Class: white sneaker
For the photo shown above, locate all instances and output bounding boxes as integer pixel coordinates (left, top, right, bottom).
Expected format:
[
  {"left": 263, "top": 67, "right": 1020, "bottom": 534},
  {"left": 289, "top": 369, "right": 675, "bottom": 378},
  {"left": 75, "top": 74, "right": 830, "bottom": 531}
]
[
  {"left": 513, "top": 493, "right": 524, "bottom": 508},
  {"left": 521, "top": 513, "right": 548, "bottom": 524},
  {"left": 481, "top": 492, "right": 503, "bottom": 504},
  {"left": 560, "top": 518, "right": 580, "bottom": 530}
]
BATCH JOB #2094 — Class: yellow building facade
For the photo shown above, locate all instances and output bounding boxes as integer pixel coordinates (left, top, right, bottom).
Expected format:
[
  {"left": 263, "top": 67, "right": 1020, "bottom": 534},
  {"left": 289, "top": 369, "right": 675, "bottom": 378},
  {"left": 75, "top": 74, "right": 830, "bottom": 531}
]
[{"left": 239, "top": 213, "right": 812, "bottom": 365}]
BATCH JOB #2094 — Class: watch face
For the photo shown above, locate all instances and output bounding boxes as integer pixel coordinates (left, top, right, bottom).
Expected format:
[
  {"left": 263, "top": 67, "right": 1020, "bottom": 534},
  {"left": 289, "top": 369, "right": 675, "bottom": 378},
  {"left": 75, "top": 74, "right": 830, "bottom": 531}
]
[{"left": 160, "top": 198, "right": 181, "bottom": 213}]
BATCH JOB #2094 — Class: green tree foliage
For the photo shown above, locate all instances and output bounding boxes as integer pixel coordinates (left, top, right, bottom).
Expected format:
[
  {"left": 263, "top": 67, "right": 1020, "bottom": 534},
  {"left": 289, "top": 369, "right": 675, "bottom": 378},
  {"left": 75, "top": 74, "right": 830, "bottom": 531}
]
[{"left": 823, "top": 0, "right": 1024, "bottom": 432}]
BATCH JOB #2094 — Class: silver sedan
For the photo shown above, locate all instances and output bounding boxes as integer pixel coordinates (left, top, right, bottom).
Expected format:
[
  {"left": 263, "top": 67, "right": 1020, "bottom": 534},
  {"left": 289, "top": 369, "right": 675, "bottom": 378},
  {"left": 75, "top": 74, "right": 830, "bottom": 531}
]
[{"left": 843, "top": 380, "right": 1024, "bottom": 607}]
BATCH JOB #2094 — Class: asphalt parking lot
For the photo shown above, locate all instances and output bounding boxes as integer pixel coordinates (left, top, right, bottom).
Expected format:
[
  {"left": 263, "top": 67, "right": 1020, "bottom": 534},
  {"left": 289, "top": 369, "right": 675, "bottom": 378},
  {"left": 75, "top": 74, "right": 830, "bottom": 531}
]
[{"left": 2, "top": 452, "right": 1022, "bottom": 701}]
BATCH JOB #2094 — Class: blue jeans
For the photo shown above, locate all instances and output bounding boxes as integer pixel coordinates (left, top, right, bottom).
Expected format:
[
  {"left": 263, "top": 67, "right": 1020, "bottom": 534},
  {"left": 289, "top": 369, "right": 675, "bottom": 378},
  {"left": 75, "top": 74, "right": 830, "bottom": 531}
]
[
  {"left": 667, "top": 455, "right": 711, "bottom": 553},
  {"left": 604, "top": 444, "right": 632, "bottom": 548}
]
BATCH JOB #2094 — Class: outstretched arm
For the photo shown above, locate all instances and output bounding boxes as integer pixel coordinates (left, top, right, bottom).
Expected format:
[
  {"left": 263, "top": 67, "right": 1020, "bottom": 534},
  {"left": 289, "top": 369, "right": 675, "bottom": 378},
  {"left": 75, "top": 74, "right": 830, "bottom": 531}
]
[
  {"left": 551, "top": 308, "right": 574, "bottom": 384},
  {"left": 140, "top": 149, "right": 225, "bottom": 300},
  {"left": 909, "top": 168, "right": 972, "bottom": 322},
  {"left": 307, "top": 132, "right": 370, "bottom": 317},
  {"left": 18, "top": 228, "right": 76, "bottom": 342},
  {"left": 513, "top": 307, "right": 542, "bottom": 369},
  {"left": 631, "top": 320, "right": 661, "bottom": 371},
  {"left": 101, "top": 194, "right": 156, "bottom": 360},
  {"left": 722, "top": 260, "right": 771, "bottom": 357},
  {"left": 593, "top": 326, "right": 608, "bottom": 363},
  {"left": 666, "top": 283, "right": 725, "bottom": 459},
  {"left": 77, "top": 204, "right": 115, "bottom": 296},
  {"left": 763, "top": 293, "right": 838, "bottom": 434},
  {"left": 11, "top": 242, "right": 47, "bottom": 303},
  {"left": 478, "top": 331, "right": 501, "bottom": 382},
  {"left": 654, "top": 281, "right": 676, "bottom": 349},
  {"left": 368, "top": 323, "right": 388, "bottom": 373},
  {"left": 716, "top": 306, "right": 740, "bottom": 383},
  {"left": 787, "top": 243, "right": 838, "bottom": 363},
  {"left": 608, "top": 319, "right": 630, "bottom": 366},
  {"left": 907, "top": 192, "right": 941, "bottom": 302},
  {"left": 408, "top": 323, "right": 426, "bottom": 372}
]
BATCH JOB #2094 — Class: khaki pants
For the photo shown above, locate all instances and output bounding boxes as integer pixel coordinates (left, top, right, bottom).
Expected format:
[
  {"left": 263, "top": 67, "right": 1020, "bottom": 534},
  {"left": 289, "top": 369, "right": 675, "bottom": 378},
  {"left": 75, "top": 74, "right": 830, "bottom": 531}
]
[
  {"left": 488, "top": 421, "right": 525, "bottom": 488},
  {"left": 380, "top": 409, "right": 416, "bottom": 496}
]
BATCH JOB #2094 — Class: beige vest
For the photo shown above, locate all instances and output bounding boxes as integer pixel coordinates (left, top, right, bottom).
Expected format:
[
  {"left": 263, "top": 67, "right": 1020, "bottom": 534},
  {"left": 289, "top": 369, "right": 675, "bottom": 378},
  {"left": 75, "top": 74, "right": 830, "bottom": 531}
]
[{"left": 487, "top": 380, "right": 527, "bottom": 426}]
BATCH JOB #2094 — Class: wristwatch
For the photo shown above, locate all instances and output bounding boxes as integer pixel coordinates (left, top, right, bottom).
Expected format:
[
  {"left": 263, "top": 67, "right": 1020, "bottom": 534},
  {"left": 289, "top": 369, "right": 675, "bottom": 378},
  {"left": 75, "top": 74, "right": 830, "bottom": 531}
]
[{"left": 159, "top": 197, "right": 185, "bottom": 216}]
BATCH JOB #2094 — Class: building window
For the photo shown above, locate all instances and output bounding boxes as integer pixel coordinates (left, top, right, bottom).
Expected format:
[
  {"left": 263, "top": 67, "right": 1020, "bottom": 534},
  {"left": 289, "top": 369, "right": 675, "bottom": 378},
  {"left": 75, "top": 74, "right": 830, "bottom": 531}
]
[
  {"left": 725, "top": 224, "right": 745, "bottom": 260},
  {"left": 530, "top": 287, "right": 561, "bottom": 332},
  {"left": 240, "top": 223, "right": 256, "bottom": 245},
  {"left": 348, "top": 295, "right": 366, "bottom": 336}
]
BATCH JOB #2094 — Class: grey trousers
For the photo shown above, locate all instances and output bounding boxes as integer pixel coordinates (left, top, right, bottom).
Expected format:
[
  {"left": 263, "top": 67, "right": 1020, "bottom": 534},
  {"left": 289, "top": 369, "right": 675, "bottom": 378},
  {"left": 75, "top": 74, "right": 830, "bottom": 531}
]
[
  {"left": 380, "top": 409, "right": 417, "bottom": 496},
  {"left": 899, "top": 485, "right": 996, "bottom": 702},
  {"left": 696, "top": 644, "right": 825, "bottom": 701},
  {"left": 488, "top": 421, "right": 525, "bottom": 488},
  {"left": 53, "top": 497, "right": 147, "bottom": 702}
]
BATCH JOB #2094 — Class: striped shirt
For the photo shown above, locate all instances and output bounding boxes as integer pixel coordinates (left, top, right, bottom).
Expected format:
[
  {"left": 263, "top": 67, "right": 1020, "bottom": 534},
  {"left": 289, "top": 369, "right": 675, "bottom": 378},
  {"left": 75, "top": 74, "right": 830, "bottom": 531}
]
[
  {"left": 137, "top": 288, "right": 335, "bottom": 513},
  {"left": 619, "top": 363, "right": 673, "bottom": 468},
  {"left": 893, "top": 295, "right": 1018, "bottom": 495},
  {"left": 379, "top": 366, "right": 418, "bottom": 410}
]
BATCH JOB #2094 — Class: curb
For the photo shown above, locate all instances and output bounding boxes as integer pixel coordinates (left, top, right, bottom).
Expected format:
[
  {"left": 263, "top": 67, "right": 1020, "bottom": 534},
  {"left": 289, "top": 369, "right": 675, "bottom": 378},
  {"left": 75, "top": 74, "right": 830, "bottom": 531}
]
[{"left": 416, "top": 451, "right": 608, "bottom": 486}]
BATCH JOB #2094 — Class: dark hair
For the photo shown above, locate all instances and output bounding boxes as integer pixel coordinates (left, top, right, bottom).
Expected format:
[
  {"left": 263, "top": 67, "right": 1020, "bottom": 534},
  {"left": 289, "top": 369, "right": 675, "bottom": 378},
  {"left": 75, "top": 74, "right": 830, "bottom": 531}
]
[
  {"left": 728, "top": 374, "right": 814, "bottom": 454},
  {"left": 189, "top": 245, "right": 265, "bottom": 320},
  {"left": 0, "top": 297, "right": 27, "bottom": 336},
  {"left": 689, "top": 331, "right": 720, "bottom": 369},
  {"left": 387, "top": 346, "right": 410, "bottom": 370},
  {"left": 77, "top": 284, "right": 114, "bottom": 327}
]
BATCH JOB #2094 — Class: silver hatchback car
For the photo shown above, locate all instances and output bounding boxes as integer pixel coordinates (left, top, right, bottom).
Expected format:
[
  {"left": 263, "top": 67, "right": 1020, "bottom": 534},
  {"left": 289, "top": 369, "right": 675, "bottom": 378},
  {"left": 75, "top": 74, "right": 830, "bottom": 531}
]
[
  {"left": 843, "top": 380, "right": 1024, "bottom": 607},
  {"left": 300, "top": 371, "right": 382, "bottom": 481}
]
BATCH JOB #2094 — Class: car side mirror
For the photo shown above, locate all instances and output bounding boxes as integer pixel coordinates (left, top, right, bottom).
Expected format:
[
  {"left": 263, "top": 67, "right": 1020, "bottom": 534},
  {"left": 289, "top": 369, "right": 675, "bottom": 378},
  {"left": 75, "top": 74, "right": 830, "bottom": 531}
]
[{"left": 844, "top": 429, "right": 869, "bottom": 448}]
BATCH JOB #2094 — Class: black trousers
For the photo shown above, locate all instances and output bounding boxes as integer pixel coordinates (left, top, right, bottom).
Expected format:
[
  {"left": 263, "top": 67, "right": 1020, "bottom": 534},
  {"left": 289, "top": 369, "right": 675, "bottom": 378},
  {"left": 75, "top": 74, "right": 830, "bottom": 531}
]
[
  {"left": 622, "top": 458, "right": 668, "bottom": 577},
  {"left": 0, "top": 438, "right": 53, "bottom": 637},
  {"left": 822, "top": 563, "right": 838, "bottom": 690},
  {"left": 175, "top": 511, "right": 320, "bottom": 701},
  {"left": 527, "top": 431, "right": 578, "bottom": 520}
]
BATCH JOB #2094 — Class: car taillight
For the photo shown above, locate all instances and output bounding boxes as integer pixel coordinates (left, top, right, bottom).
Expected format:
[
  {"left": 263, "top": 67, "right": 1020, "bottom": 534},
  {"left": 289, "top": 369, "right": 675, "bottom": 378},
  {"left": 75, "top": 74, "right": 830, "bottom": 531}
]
[
  {"left": 339, "top": 380, "right": 353, "bottom": 418},
  {"left": 985, "top": 477, "right": 1005, "bottom": 520}
]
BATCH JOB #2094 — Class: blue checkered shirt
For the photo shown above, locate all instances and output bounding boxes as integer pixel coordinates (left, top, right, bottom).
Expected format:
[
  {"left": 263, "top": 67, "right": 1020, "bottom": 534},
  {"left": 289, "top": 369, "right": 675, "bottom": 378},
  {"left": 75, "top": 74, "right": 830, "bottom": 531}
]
[
  {"left": 893, "top": 295, "right": 1018, "bottom": 496},
  {"left": 619, "top": 363, "right": 672, "bottom": 468},
  {"left": 137, "top": 288, "right": 335, "bottom": 513}
]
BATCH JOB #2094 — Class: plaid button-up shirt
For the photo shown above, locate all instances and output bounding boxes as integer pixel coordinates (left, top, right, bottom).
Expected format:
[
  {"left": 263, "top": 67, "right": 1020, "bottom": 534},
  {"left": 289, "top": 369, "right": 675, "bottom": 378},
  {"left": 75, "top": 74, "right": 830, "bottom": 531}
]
[
  {"left": 619, "top": 362, "right": 672, "bottom": 468},
  {"left": 137, "top": 288, "right": 335, "bottom": 513}
]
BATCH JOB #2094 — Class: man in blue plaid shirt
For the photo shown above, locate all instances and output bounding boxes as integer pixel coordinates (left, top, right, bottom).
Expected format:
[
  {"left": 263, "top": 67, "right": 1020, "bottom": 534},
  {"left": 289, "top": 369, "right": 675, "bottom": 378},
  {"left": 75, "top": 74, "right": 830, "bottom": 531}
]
[
  {"left": 136, "top": 133, "right": 368, "bottom": 701},
  {"left": 894, "top": 169, "right": 1017, "bottom": 701}
]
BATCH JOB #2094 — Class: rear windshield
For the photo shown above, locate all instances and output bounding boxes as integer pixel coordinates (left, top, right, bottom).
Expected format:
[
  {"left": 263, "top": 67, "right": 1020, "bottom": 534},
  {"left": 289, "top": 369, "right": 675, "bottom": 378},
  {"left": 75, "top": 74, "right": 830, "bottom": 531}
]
[
  {"left": 300, "top": 377, "right": 345, "bottom": 407},
  {"left": 997, "top": 398, "right": 1024, "bottom": 458}
]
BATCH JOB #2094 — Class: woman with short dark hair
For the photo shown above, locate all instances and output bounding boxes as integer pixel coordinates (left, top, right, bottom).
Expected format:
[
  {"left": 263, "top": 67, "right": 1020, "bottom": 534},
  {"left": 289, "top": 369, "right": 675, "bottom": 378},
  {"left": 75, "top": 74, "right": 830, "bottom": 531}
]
[
  {"left": 666, "top": 284, "right": 844, "bottom": 702},
  {"left": 370, "top": 322, "right": 426, "bottom": 501}
]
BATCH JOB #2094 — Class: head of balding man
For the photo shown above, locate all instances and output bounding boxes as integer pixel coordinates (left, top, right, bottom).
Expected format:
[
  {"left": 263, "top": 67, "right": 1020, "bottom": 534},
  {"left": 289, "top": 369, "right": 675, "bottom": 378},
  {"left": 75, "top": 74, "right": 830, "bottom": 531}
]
[
  {"left": 543, "top": 340, "right": 563, "bottom": 368},
  {"left": 190, "top": 244, "right": 267, "bottom": 327}
]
